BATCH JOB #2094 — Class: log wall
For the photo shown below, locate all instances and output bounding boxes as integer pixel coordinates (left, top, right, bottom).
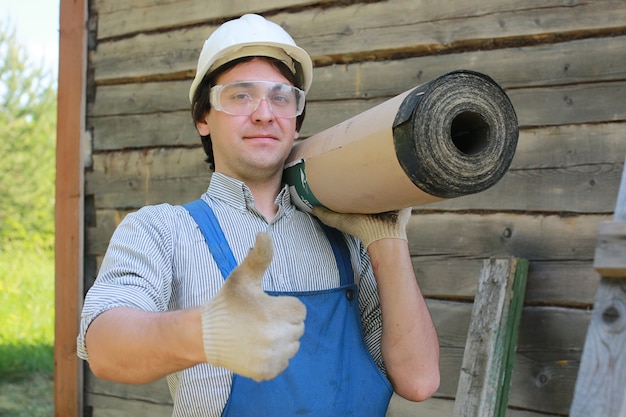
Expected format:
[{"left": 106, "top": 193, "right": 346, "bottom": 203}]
[{"left": 81, "top": 0, "right": 626, "bottom": 415}]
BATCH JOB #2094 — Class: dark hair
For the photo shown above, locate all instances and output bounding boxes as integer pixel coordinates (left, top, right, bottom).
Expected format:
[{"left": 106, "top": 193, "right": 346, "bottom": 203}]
[{"left": 190, "top": 56, "right": 307, "bottom": 170}]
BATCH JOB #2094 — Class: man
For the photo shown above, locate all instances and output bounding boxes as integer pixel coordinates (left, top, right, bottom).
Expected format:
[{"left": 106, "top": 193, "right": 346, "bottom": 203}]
[{"left": 77, "top": 13, "right": 439, "bottom": 416}]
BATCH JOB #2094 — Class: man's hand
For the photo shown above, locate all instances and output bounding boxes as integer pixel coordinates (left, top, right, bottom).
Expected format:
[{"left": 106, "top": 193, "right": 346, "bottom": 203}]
[
  {"left": 312, "top": 206, "right": 412, "bottom": 249},
  {"left": 200, "top": 232, "right": 306, "bottom": 381}
]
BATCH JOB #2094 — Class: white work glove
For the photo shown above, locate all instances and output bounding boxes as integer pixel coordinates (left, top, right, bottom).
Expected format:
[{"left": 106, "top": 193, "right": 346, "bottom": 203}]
[
  {"left": 312, "top": 206, "right": 412, "bottom": 249},
  {"left": 201, "top": 232, "right": 306, "bottom": 381}
]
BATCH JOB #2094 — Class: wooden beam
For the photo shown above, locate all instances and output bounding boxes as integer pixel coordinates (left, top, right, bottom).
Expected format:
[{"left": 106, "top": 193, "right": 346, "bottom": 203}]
[
  {"left": 569, "top": 157, "right": 626, "bottom": 417},
  {"left": 54, "top": 0, "right": 87, "bottom": 416},
  {"left": 453, "top": 258, "right": 529, "bottom": 417}
]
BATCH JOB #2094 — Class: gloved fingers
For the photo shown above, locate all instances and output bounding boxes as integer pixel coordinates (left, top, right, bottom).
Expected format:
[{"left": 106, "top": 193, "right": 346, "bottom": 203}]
[
  {"left": 375, "top": 206, "right": 412, "bottom": 229},
  {"left": 265, "top": 295, "right": 307, "bottom": 325},
  {"left": 246, "top": 339, "right": 302, "bottom": 381},
  {"left": 225, "top": 303, "right": 304, "bottom": 381},
  {"left": 311, "top": 205, "right": 352, "bottom": 229}
]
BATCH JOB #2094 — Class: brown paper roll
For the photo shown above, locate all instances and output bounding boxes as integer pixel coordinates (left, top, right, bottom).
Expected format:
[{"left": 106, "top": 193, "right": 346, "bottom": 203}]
[{"left": 284, "top": 70, "right": 518, "bottom": 213}]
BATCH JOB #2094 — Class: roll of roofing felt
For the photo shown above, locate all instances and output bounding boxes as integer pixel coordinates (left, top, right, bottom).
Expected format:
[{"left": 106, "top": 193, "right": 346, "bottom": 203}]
[{"left": 284, "top": 70, "right": 518, "bottom": 214}]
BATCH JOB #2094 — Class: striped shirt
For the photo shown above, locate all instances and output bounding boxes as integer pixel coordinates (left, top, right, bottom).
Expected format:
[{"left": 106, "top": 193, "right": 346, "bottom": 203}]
[{"left": 77, "top": 172, "right": 384, "bottom": 417}]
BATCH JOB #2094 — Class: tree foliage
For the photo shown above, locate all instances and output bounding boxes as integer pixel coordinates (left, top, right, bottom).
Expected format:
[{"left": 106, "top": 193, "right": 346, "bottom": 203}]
[{"left": 0, "top": 21, "right": 57, "bottom": 251}]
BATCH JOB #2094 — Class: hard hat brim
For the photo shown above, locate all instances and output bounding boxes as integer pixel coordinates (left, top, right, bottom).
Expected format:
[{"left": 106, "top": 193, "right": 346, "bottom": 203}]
[{"left": 189, "top": 41, "right": 313, "bottom": 103}]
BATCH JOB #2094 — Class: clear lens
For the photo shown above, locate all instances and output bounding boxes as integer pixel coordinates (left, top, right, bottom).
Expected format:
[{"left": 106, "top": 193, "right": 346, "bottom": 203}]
[{"left": 210, "top": 81, "right": 305, "bottom": 118}]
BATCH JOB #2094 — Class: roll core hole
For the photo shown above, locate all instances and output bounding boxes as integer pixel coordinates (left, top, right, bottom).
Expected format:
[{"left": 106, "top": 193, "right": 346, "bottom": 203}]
[{"left": 450, "top": 111, "right": 490, "bottom": 155}]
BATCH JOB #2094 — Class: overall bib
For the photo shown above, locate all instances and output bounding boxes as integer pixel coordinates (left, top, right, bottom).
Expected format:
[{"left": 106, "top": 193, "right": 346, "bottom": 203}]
[{"left": 184, "top": 200, "right": 393, "bottom": 416}]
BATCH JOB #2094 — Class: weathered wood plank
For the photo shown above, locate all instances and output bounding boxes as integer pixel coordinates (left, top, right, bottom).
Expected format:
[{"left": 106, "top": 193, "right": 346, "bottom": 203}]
[
  {"left": 301, "top": 80, "right": 626, "bottom": 133},
  {"left": 89, "top": 112, "right": 199, "bottom": 149},
  {"left": 429, "top": 161, "right": 623, "bottom": 213},
  {"left": 408, "top": 213, "right": 608, "bottom": 261},
  {"left": 570, "top": 161, "right": 626, "bottom": 416},
  {"left": 88, "top": 35, "right": 626, "bottom": 117},
  {"left": 88, "top": 393, "right": 172, "bottom": 417},
  {"left": 388, "top": 395, "right": 561, "bottom": 417},
  {"left": 454, "top": 258, "right": 528, "bottom": 417},
  {"left": 90, "top": 0, "right": 626, "bottom": 83},
  {"left": 279, "top": 0, "right": 626, "bottom": 64},
  {"left": 93, "top": 0, "right": 331, "bottom": 39},
  {"left": 86, "top": 374, "right": 172, "bottom": 404},
  {"left": 414, "top": 259, "right": 599, "bottom": 306},
  {"left": 308, "top": 35, "right": 626, "bottom": 99},
  {"left": 89, "top": 77, "right": 626, "bottom": 151},
  {"left": 569, "top": 280, "right": 626, "bottom": 417},
  {"left": 509, "top": 81, "right": 626, "bottom": 127}
]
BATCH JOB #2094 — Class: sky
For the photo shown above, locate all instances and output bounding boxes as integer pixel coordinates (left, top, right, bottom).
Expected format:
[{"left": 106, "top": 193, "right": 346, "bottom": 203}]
[{"left": 1, "top": 0, "right": 60, "bottom": 75}]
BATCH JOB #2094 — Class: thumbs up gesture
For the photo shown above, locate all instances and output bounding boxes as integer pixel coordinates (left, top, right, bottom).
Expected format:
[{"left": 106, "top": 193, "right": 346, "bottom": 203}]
[{"left": 200, "top": 232, "right": 307, "bottom": 381}]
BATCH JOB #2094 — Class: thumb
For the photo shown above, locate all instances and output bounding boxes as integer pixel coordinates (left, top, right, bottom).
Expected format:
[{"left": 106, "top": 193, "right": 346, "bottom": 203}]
[{"left": 225, "top": 232, "right": 273, "bottom": 291}]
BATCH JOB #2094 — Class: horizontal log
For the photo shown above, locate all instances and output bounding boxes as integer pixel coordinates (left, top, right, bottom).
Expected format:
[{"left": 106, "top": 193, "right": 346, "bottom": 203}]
[
  {"left": 87, "top": 393, "right": 172, "bottom": 417},
  {"left": 90, "top": 0, "right": 626, "bottom": 83},
  {"left": 408, "top": 212, "right": 608, "bottom": 261},
  {"left": 86, "top": 376, "right": 171, "bottom": 404},
  {"left": 89, "top": 79, "right": 626, "bottom": 152},
  {"left": 89, "top": 35, "right": 626, "bottom": 117},
  {"left": 309, "top": 35, "right": 626, "bottom": 99},
  {"left": 93, "top": 0, "right": 331, "bottom": 39},
  {"left": 280, "top": 0, "right": 626, "bottom": 64},
  {"left": 92, "top": 116, "right": 626, "bottom": 178},
  {"left": 428, "top": 161, "right": 623, "bottom": 213},
  {"left": 414, "top": 259, "right": 599, "bottom": 306},
  {"left": 89, "top": 112, "right": 200, "bottom": 150},
  {"left": 388, "top": 395, "right": 557, "bottom": 417}
]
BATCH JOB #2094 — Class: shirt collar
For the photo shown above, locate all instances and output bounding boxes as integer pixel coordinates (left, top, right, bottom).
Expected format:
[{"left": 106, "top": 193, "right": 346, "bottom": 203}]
[{"left": 206, "top": 172, "right": 294, "bottom": 217}]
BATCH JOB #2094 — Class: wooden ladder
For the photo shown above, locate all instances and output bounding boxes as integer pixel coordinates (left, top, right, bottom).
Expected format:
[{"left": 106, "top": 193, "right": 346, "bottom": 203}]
[
  {"left": 569, "top": 158, "right": 626, "bottom": 417},
  {"left": 453, "top": 257, "right": 528, "bottom": 417}
]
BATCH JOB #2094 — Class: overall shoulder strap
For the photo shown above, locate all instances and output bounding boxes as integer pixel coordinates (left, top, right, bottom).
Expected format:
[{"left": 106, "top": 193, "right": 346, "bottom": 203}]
[
  {"left": 183, "top": 199, "right": 236, "bottom": 280},
  {"left": 317, "top": 221, "right": 354, "bottom": 286}
]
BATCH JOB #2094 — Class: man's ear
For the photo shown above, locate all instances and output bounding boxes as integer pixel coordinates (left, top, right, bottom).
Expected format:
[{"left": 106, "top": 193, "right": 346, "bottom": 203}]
[
  {"left": 294, "top": 130, "right": 299, "bottom": 140},
  {"left": 196, "top": 116, "right": 210, "bottom": 136}
]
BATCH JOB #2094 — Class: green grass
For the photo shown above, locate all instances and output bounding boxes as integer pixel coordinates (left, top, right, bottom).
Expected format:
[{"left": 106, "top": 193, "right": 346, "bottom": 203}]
[
  {"left": 0, "top": 248, "right": 54, "bottom": 416},
  {"left": 0, "top": 372, "right": 54, "bottom": 417}
]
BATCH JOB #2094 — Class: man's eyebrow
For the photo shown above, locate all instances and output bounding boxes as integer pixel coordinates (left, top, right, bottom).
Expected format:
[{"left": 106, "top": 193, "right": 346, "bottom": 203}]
[
  {"left": 231, "top": 81, "right": 255, "bottom": 88},
  {"left": 269, "top": 83, "right": 291, "bottom": 92}
]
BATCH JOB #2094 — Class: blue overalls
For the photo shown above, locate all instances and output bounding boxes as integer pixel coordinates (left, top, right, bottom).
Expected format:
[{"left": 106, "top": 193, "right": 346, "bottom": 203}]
[{"left": 184, "top": 199, "right": 393, "bottom": 416}]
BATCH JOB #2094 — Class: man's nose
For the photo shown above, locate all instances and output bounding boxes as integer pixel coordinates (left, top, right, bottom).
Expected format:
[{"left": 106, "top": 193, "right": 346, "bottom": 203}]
[{"left": 252, "top": 97, "right": 274, "bottom": 121}]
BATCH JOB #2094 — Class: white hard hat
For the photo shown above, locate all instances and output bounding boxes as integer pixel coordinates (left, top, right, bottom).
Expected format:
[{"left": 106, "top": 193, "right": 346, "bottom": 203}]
[{"left": 189, "top": 14, "right": 313, "bottom": 103}]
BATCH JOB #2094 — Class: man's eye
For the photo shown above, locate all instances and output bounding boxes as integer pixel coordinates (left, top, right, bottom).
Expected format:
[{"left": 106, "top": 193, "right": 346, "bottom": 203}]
[
  {"left": 231, "top": 92, "right": 252, "bottom": 101},
  {"left": 271, "top": 94, "right": 291, "bottom": 105}
]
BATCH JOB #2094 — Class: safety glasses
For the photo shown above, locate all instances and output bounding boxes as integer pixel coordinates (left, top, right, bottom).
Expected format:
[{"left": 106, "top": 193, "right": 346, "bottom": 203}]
[{"left": 210, "top": 80, "right": 305, "bottom": 119}]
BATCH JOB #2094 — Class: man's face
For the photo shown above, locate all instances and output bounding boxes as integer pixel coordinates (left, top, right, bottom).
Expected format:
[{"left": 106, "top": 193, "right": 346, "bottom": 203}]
[{"left": 197, "top": 58, "right": 300, "bottom": 182}]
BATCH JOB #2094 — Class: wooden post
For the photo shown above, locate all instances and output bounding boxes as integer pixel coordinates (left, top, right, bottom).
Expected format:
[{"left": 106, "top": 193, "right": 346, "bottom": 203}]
[
  {"left": 569, "top": 157, "right": 626, "bottom": 417},
  {"left": 54, "top": 0, "right": 87, "bottom": 416},
  {"left": 453, "top": 257, "right": 528, "bottom": 417}
]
